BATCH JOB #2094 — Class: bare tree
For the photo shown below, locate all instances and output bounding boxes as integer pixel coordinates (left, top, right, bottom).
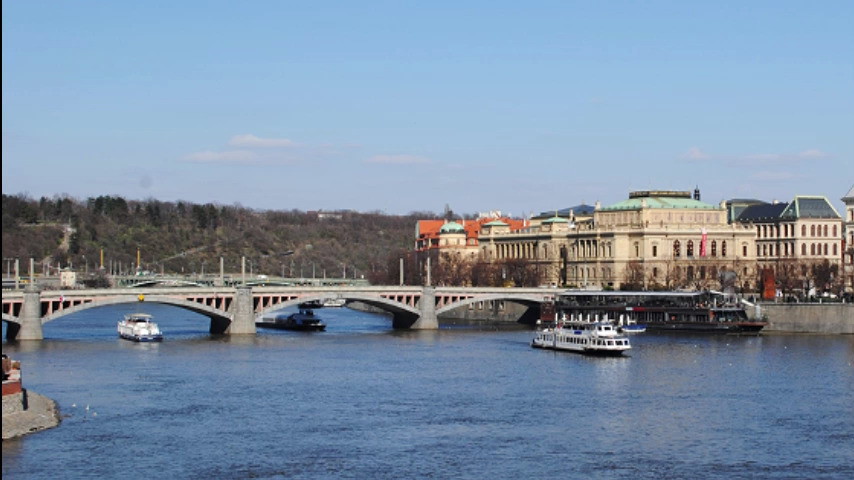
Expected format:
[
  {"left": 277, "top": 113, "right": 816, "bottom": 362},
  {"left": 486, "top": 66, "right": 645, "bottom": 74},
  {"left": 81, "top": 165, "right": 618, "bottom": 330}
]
[
  {"left": 621, "top": 261, "right": 645, "bottom": 291},
  {"left": 431, "top": 252, "right": 472, "bottom": 286},
  {"left": 812, "top": 259, "right": 839, "bottom": 296},
  {"left": 774, "top": 258, "right": 801, "bottom": 299}
]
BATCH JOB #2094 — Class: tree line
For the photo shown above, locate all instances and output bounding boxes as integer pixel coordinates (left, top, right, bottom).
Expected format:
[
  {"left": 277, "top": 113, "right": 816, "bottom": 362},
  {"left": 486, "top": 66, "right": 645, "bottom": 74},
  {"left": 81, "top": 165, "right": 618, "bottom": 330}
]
[{"left": 1, "top": 193, "right": 441, "bottom": 285}]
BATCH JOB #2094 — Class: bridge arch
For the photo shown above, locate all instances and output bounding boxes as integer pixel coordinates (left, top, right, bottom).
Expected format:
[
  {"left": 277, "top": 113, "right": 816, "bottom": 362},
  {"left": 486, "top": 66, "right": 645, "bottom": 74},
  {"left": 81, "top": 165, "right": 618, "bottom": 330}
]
[
  {"left": 435, "top": 293, "right": 545, "bottom": 314},
  {"left": 40, "top": 296, "right": 234, "bottom": 334},
  {"left": 434, "top": 293, "right": 545, "bottom": 322},
  {"left": 254, "top": 293, "right": 422, "bottom": 328}
]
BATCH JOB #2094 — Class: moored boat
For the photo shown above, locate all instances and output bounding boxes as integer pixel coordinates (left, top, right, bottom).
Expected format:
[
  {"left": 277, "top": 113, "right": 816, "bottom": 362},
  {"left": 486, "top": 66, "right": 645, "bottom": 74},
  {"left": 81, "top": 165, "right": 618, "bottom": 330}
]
[
  {"left": 556, "top": 291, "right": 767, "bottom": 335},
  {"left": 322, "top": 298, "right": 347, "bottom": 308},
  {"left": 532, "top": 320, "right": 631, "bottom": 356},
  {"left": 297, "top": 300, "right": 324, "bottom": 309},
  {"left": 620, "top": 324, "right": 647, "bottom": 333},
  {"left": 117, "top": 313, "right": 163, "bottom": 342},
  {"left": 256, "top": 309, "right": 326, "bottom": 331}
]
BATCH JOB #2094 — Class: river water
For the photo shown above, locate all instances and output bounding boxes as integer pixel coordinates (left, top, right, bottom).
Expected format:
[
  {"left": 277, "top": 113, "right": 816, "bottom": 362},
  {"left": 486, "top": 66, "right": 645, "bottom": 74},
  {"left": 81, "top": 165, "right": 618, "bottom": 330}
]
[{"left": 2, "top": 304, "right": 853, "bottom": 479}]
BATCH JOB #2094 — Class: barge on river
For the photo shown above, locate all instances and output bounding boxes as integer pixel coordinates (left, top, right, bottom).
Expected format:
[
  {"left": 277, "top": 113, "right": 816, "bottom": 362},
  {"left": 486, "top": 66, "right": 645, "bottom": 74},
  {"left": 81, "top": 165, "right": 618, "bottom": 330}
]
[
  {"left": 256, "top": 309, "right": 326, "bottom": 331},
  {"left": 555, "top": 290, "right": 766, "bottom": 335}
]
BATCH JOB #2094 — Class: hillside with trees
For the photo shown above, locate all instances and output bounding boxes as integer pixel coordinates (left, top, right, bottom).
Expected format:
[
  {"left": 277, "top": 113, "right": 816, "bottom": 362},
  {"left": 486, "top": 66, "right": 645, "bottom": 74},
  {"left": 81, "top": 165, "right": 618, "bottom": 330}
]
[{"left": 2, "top": 193, "right": 441, "bottom": 285}]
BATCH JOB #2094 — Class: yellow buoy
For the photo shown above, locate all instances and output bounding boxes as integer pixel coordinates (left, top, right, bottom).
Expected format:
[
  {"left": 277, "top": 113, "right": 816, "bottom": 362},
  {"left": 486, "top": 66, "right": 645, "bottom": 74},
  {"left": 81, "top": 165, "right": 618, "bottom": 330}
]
[{"left": 138, "top": 294, "right": 145, "bottom": 302}]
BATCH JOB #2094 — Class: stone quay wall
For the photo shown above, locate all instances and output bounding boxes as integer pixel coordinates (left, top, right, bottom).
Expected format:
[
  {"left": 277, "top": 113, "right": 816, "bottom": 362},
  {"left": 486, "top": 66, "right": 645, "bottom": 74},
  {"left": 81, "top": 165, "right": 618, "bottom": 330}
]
[
  {"left": 761, "top": 303, "right": 854, "bottom": 334},
  {"left": 2, "top": 390, "right": 61, "bottom": 440}
]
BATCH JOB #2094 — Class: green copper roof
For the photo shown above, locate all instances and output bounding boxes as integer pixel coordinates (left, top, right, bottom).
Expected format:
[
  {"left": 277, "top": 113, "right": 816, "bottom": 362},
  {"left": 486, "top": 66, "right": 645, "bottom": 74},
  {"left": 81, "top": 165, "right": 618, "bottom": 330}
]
[
  {"left": 439, "top": 221, "right": 465, "bottom": 233},
  {"left": 542, "top": 216, "right": 570, "bottom": 223},
  {"left": 483, "top": 220, "right": 508, "bottom": 226},
  {"left": 780, "top": 196, "right": 840, "bottom": 219},
  {"left": 601, "top": 196, "right": 718, "bottom": 211}
]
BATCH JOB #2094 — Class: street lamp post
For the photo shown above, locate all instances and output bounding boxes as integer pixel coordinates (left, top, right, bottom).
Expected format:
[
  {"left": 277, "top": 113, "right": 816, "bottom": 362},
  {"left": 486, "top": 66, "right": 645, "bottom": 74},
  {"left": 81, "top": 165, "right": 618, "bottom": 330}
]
[{"left": 280, "top": 250, "right": 294, "bottom": 280}]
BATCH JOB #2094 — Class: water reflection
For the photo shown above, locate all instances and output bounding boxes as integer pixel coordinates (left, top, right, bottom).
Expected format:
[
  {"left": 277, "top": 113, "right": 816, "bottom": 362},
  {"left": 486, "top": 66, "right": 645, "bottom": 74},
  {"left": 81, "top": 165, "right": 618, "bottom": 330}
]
[{"left": 2, "top": 307, "right": 854, "bottom": 480}]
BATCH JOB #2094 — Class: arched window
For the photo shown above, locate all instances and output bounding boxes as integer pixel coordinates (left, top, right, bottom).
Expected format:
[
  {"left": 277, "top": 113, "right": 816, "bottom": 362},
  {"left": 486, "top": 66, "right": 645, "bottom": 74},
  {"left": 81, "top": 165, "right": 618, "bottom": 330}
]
[
  {"left": 744, "top": 244, "right": 749, "bottom": 257},
  {"left": 802, "top": 225, "right": 807, "bottom": 236},
  {"left": 721, "top": 241, "right": 727, "bottom": 257},
  {"left": 634, "top": 242, "right": 639, "bottom": 257},
  {"left": 833, "top": 225, "right": 838, "bottom": 237},
  {"left": 833, "top": 244, "right": 837, "bottom": 255},
  {"left": 802, "top": 244, "right": 807, "bottom": 255},
  {"left": 673, "top": 240, "right": 681, "bottom": 258},
  {"left": 811, "top": 244, "right": 816, "bottom": 255},
  {"left": 824, "top": 243, "right": 828, "bottom": 255},
  {"left": 687, "top": 240, "right": 694, "bottom": 257},
  {"left": 824, "top": 225, "right": 828, "bottom": 237},
  {"left": 811, "top": 225, "right": 816, "bottom": 237},
  {"left": 711, "top": 240, "right": 717, "bottom": 256}
]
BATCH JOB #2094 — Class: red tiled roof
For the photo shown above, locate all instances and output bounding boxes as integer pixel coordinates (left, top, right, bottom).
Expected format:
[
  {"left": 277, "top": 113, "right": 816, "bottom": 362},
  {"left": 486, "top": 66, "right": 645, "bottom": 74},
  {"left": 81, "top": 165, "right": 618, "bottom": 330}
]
[{"left": 415, "top": 217, "right": 526, "bottom": 251}]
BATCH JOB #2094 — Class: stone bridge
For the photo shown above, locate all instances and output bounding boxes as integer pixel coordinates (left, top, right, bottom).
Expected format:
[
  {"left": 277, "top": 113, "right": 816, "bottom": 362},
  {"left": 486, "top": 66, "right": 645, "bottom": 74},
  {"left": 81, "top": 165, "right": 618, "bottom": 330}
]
[{"left": 1, "top": 285, "right": 555, "bottom": 340}]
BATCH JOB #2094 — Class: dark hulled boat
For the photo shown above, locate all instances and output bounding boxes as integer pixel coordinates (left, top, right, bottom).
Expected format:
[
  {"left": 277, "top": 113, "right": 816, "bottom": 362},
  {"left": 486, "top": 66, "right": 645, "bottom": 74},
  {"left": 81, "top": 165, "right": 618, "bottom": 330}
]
[
  {"left": 555, "top": 291, "right": 767, "bottom": 335},
  {"left": 256, "top": 309, "right": 326, "bottom": 331}
]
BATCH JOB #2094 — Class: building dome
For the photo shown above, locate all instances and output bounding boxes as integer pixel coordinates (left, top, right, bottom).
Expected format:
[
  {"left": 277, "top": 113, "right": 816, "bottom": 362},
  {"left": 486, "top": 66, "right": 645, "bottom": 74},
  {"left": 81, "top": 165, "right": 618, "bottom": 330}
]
[
  {"left": 439, "top": 221, "right": 465, "bottom": 233},
  {"left": 483, "top": 220, "right": 509, "bottom": 227}
]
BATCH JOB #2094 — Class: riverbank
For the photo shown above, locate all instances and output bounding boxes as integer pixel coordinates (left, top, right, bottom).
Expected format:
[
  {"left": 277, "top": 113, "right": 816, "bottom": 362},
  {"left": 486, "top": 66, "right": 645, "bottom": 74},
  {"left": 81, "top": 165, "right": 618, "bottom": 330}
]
[
  {"left": 761, "top": 303, "right": 854, "bottom": 334},
  {"left": 2, "top": 390, "right": 61, "bottom": 440}
]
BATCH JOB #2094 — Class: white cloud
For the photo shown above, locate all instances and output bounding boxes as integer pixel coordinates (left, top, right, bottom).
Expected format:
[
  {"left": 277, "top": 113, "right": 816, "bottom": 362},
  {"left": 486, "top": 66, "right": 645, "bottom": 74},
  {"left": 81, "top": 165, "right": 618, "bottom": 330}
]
[
  {"left": 682, "top": 147, "right": 710, "bottom": 160},
  {"left": 682, "top": 147, "right": 831, "bottom": 163},
  {"left": 797, "top": 149, "right": 828, "bottom": 159},
  {"left": 742, "top": 153, "right": 780, "bottom": 162},
  {"left": 228, "top": 134, "right": 296, "bottom": 148},
  {"left": 183, "top": 150, "right": 257, "bottom": 164},
  {"left": 751, "top": 171, "right": 796, "bottom": 181},
  {"left": 366, "top": 154, "right": 431, "bottom": 165}
]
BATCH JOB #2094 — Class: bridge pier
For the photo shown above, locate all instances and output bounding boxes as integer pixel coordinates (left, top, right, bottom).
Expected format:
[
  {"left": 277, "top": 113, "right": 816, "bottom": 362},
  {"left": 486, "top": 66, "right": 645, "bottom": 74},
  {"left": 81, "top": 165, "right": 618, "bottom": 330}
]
[
  {"left": 14, "top": 287, "right": 44, "bottom": 341},
  {"left": 410, "top": 286, "right": 438, "bottom": 330},
  {"left": 227, "top": 286, "right": 256, "bottom": 335}
]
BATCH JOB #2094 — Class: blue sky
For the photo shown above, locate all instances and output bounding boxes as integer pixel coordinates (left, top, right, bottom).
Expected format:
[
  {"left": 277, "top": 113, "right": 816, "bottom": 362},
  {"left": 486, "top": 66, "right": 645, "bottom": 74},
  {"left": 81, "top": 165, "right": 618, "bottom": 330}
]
[{"left": 3, "top": 1, "right": 853, "bottom": 216}]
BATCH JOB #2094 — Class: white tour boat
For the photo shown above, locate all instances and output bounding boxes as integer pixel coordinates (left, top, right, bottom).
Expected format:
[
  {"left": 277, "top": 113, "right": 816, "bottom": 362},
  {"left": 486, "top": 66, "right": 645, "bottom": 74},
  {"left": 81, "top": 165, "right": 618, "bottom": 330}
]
[
  {"left": 117, "top": 313, "right": 163, "bottom": 342},
  {"left": 532, "top": 320, "right": 631, "bottom": 356}
]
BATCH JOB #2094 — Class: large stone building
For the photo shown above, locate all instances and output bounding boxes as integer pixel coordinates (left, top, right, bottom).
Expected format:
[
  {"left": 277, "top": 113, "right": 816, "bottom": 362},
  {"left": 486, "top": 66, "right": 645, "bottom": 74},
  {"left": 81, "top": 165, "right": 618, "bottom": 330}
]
[
  {"left": 478, "top": 189, "right": 758, "bottom": 290},
  {"left": 843, "top": 185, "right": 854, "bottom": 294},
  {"left": 734, "top": 194, "right": 843, "bottom": 294},
  {"left": 415, "top": 188, "right": 848, "bottom": 294}
]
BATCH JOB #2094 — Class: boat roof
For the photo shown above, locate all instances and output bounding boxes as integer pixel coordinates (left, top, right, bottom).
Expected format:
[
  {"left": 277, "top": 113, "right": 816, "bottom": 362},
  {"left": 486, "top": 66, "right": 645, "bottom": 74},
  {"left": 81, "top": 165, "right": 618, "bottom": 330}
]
[
  {"left": 560, "top": 290, "right": 715, "bottom": 298},
  {"left": 559, "top": 320, "right": 615, "bottom": 326},
  {"left": 125, "top": 313, "right": 153, "bottom": 319}
]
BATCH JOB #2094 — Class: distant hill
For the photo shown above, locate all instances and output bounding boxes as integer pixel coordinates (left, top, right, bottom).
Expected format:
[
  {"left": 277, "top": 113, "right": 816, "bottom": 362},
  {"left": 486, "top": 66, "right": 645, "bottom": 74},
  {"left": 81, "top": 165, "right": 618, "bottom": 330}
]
[{"left": 2, "top": 193, "right": 442, "bottom": 285}]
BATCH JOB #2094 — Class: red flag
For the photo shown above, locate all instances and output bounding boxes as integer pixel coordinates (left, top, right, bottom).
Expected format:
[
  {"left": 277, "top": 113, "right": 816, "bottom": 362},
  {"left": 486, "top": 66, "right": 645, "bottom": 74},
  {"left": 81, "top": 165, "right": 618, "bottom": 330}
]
[{"left": 700, "top": 228, "right": 707, "bottom": 257}]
